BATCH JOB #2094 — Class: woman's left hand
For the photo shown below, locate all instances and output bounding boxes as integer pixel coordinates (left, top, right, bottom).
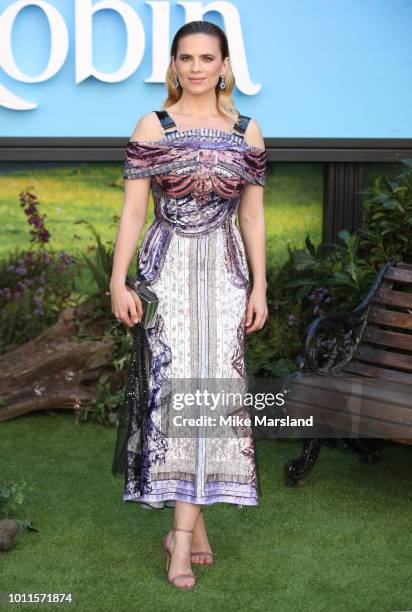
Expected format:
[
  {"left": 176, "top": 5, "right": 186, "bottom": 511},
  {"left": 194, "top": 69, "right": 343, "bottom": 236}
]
[{"left": 245, "top": 286, "right": 268, "bottom": 334}]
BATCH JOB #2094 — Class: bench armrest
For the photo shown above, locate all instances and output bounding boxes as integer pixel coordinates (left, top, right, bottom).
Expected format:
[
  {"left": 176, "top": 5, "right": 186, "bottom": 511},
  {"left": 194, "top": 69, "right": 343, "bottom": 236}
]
[
  {"left": 297, "top": 261, "right": 394, "bottom": 376},
  {"left": 302, "top": 310, "right": 368, "bottom": 374}
]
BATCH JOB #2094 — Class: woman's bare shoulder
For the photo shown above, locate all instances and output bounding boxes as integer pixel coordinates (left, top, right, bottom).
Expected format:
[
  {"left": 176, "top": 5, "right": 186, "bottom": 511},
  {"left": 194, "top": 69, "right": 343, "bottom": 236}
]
[
  {"left": 244, "top": 118, "right": 265, "bottom": 149},
  {"left": 129, "top": 111, "right": 163, "bottom": 142}
]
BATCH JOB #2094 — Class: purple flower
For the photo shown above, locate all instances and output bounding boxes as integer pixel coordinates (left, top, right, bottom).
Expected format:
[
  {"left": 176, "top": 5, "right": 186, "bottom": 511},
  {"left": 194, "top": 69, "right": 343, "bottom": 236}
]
[
  {"left": 288, "top": 314, "right": 299, "bottom": 327},
  {"left": 20, "top": 190, "right": 52, "bottom": 244},
  {"left": 309, "top": 287, "right": 333, "bottom": 305},
  {"left": 58, "top": 251, "right": 75, "bottom": 265},
  {"left": 41, "top": 251, "right": 53, "bottom": 264},
  {"left": 33, "top": 295, "right": 44, "bottom": 315}
]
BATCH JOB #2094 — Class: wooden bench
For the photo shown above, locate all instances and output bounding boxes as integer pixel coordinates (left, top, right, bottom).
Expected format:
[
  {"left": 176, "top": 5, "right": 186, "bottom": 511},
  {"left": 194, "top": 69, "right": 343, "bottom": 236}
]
[{"left": 283, "top": 260, "right": 412, "bottom": 487}]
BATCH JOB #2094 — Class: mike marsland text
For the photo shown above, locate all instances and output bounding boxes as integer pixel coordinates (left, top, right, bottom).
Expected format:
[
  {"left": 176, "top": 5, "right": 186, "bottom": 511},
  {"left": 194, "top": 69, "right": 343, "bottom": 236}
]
[{"left": 173, "top": 415, "right": 314, "bottom": 427}]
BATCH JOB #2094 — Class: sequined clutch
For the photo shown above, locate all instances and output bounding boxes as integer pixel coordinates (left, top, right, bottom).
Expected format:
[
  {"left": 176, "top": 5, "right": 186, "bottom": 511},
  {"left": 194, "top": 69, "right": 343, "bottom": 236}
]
[{"left": 125, "top": 275, "right": 159, "bottom": 329}]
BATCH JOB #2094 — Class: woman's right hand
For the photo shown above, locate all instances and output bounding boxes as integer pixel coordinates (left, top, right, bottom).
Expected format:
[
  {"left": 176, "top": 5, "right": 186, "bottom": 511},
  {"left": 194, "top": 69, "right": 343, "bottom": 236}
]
[{"left": 110, "top": 283, "right": 143, "bottom": 328}]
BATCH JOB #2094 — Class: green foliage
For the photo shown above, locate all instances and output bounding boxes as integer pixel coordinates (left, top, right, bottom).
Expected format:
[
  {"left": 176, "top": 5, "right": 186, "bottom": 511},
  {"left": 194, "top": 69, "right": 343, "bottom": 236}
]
[
  {"left": 359, "top": 158, "right": 412, "bottom": 263},
  {"left": 0, "top": 188, "right": 79, "bottom": 352},
  {"left": 74, "top": 372, "right": 125, "bottom": 426},
  {"left": 245, "top": 302, "right": 301, "bottom": 378},
  {"left": 75, "top": 220, "right": 114, "bottom": 294},
  {"left": 0, "top": 477, "right": 38, "bottom": 520},
  {"left": 247, "top": 159, "right": 412, "bottom": 378},
  {"left": 0, "top": 247, "right": 78, "bottom": 352}
]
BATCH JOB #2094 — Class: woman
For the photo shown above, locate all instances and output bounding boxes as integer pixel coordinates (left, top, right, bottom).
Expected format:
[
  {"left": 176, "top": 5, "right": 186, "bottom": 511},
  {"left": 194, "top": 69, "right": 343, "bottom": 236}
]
[{"left": 110, "top": 20, "right": 267, "bottom": 589}]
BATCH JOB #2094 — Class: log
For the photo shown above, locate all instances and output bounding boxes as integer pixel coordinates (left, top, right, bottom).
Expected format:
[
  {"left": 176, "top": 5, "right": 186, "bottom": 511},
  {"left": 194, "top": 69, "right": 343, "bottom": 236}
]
[{"left": 0, "top": 299, "right": 117, "bottom": 421}]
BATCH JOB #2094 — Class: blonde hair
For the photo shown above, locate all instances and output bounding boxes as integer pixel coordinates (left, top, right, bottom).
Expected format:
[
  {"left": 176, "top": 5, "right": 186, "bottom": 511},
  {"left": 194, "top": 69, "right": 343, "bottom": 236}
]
[{"left": 162, "top": 21, "right": 239, "bottom": 124}]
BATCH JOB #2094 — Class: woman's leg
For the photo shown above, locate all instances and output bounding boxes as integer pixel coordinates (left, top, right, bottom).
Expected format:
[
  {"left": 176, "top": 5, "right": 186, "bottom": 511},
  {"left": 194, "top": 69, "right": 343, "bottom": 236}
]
[
  {"left": 166, "top": 501, "right": 202, "bottom": 586},
  {"left": 191, "top": 508, "right": 214, "bottom": 563}
]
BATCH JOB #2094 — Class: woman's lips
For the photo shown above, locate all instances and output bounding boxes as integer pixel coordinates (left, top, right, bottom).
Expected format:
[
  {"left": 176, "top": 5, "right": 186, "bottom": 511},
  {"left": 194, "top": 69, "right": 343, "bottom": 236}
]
[{"left": 188, "top": 78, "right": 205, "bottom": 82}]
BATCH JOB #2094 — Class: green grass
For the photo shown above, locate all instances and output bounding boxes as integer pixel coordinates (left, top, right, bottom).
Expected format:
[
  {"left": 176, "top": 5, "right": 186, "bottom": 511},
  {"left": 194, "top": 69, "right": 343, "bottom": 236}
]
[
  {"left": 263, "top": 163, "right": 323, "bottom": 266},
  {"left": 0, "top": 164, "right": 150, "bottom": 259},
  {"left": 0, "top": 162, "right": 323, "bottom": 268},
  {"left": 1, "top": 411, "right": 411, "bottom": 612}
]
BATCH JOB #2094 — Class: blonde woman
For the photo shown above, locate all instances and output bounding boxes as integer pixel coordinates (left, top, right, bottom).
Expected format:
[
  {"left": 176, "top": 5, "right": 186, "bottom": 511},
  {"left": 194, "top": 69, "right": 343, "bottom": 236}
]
[{"left": 111, "top": 20, "right": 267, "bottom": 589}]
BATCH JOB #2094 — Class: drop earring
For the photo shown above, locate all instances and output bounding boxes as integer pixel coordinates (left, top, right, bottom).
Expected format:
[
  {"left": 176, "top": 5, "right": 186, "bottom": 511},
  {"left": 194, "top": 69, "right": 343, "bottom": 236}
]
[
  {"left": 219, "top": 74, "right": 225, "bottom": 90},
  {"left": 173, "top": 73, "right": 179, "bottom": 88}
]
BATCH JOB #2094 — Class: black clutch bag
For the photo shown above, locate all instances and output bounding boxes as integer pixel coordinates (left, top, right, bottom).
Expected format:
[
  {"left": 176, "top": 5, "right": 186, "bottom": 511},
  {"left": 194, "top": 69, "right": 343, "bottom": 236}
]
[{"left": 125, "top": 275, "right": 159, "bottom": 329}]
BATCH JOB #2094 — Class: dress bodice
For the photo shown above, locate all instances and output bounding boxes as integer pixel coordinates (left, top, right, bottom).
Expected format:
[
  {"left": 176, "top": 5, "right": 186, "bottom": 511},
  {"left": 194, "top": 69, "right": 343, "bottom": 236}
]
[
  {"left": 123, "top": 109, "right": 266, "bottom": 246},
  {"left": 123, "top": 110, "right": 267, "bottom": 203}
]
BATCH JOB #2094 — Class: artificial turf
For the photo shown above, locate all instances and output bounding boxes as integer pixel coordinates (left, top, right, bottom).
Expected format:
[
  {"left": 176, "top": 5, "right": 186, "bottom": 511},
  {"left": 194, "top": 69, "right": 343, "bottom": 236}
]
[{"left": 1, "top": 410, "right": 411, "bottom": 612}]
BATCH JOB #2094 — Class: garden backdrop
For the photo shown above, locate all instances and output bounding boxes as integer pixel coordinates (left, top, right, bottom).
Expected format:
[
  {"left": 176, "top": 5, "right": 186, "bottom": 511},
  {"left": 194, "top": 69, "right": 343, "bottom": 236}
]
[{"left": 1, "top": 158, "right": 412, "bottom": 612}]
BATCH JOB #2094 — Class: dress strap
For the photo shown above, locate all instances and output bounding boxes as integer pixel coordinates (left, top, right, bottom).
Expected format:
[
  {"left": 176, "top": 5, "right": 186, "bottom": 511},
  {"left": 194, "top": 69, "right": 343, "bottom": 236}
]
[
  {"left": 232, "top": 114, "right": 252, "bottom": 138},
  {"left": 155, "top": 109, "right": 252, "bottom": 139},
  {"left": 154, "top": 110, "right": 178, "bottom": 135}
]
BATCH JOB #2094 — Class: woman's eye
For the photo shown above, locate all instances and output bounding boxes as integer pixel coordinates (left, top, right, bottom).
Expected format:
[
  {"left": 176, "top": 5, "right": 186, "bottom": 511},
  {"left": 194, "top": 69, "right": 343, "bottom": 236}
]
[{"left": 180, "top": 56, "right": 213, "bottom": 61}]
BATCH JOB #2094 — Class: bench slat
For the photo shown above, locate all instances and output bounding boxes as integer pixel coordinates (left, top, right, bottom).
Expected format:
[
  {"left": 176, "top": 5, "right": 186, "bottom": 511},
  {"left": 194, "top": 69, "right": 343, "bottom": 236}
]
[
  {"left": 292, "top": 373, "right": 412, "bottom": 404},
  {"left": 374, "top": 288, "right": 412, "bottom": 309},
  {"left": 285, "top": 397, "right": 411, "bottom": 439},
  {"left": 286, "top": 387, "right": 411, "bottom": 423},
  {"left": 368, "top": 306, "right": 412, "bottom": 330},
  {"left": 286, "top": 376, "right": 412, "bottom": 438},
  {"left": 384, "top": 266, "right": 412, "bottom": 284},
  {"left": 396, "top": 263, "right": 412, "bottom": 271},
  {"left": 364, "top": 326, "right": 412, "bottom": 351},
  {"left": 342, "top": 360, "right": 412, "bottom": 383},
  {"left": 355, "top": 345, "right": 412, "bottom": 372}
]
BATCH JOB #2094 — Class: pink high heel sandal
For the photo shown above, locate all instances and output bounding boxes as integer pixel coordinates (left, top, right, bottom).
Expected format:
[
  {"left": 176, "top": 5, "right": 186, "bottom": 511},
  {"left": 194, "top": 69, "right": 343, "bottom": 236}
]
[{"left": 163, "top": 527, "right": 196, "bottom": 589}]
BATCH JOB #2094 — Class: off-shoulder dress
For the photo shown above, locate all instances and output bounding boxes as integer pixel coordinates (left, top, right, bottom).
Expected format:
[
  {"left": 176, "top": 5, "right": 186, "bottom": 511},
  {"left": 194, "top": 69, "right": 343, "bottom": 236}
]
[{"left": 112, "top": 109, "right": 267, "bottom": 509}]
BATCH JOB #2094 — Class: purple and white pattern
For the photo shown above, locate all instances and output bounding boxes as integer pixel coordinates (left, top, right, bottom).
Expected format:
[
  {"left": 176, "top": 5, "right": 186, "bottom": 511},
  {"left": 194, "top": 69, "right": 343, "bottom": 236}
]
[{"left": 122, "top": 125, "right": 266, "bottom": 508}]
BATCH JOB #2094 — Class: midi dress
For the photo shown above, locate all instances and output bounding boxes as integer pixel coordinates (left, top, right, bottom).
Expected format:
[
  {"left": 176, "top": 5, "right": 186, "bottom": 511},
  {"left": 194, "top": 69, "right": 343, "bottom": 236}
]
[{"left": 112, "top": 109, "right": 267, "bottom": 509}]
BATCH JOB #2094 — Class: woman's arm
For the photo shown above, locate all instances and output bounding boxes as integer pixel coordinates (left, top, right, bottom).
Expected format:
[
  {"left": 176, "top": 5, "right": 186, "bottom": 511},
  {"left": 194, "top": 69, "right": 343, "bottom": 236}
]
[
  {"left": 110, "top": 112, "right": 163, "bottom": 288},
  {"left": 110, "top": 177, "right": 150, "bottom": 289},
  {"left": 237, "top": 119, "right": 268, "bottom": 333},
  {"left": 109, "top": 113, "right": 161, "bottom": 326}
]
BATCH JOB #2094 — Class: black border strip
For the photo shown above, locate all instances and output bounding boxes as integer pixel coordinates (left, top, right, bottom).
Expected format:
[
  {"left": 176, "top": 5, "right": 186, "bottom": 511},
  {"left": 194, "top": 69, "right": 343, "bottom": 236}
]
[{"left": 1, "top": 138, "right": 412, "bottom": 162}]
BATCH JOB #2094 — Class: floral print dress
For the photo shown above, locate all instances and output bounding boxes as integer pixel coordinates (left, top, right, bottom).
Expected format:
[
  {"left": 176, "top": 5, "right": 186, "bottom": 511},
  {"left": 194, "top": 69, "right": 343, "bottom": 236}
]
[{"left": 116, "top": 109, "right": 266, "bottom": 509}]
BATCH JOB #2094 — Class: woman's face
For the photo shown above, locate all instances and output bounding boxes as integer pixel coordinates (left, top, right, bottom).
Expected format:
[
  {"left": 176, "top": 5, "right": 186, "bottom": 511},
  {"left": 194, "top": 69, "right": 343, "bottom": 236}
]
[{"left": 172, "top": 33, "right": 228, "bottom": 92}]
